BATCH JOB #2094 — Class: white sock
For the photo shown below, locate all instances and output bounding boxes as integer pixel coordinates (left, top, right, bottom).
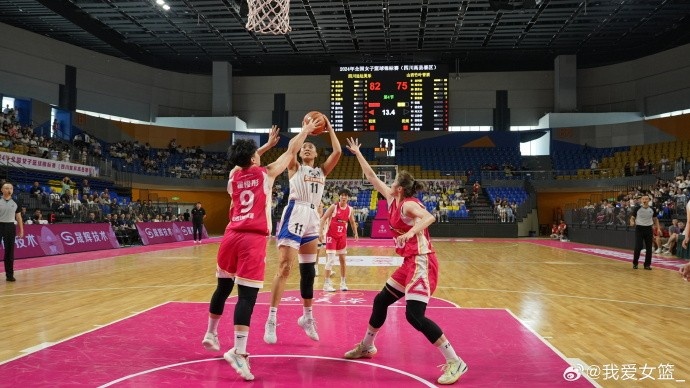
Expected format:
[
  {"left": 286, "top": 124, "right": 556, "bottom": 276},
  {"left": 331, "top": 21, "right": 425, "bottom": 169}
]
[
  {"left": 234, "top": 330, "right": 248, "bottom": 354},
  {"left": 303, "top": 307, "right": 313, "bottom": 319},
  {"left": 268, "top": 307, "right": 278, "bottom": 322},
  {"left": 341, "top": 277, "right": 346, "bottom": 283},
  {"left": 207, "top": 317, "right": 220, "bottom": 334},
  {"left": 361, "top": 328, "right": 378, "bottom": 347},
  {"left": 437, "top": 340, "right": 460, "bottom": 362}
]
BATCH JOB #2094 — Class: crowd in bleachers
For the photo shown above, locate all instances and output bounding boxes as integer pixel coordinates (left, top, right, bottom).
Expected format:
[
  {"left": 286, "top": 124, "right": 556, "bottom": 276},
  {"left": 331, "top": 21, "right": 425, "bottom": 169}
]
[
  {"left": 573, "top": 175, "right": 689, "bottom": 236},
  {"left": 106, "top": 138, "right": 230, "bottom": 178},
  {"left": 485, "top": 187, "right": 528, "bottom": 223},
  {"left": 2, "top": 109, "right": 72, "bottom": 162},
  {"left": 318, "top": 179, "right": 470, "bottom": 224}
]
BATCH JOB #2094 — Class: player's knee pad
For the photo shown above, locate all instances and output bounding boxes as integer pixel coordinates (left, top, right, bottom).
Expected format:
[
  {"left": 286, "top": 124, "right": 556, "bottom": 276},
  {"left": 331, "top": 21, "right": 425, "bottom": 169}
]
[
  {"left": 298, "top": 253, "right": 317, "bottom": 264},
  {"left": 299, "top": 263, "right": 316, "bottom": 299},
  {"left": 234, "top": 285, "right": 259, "bottom": 326},
  {"left": 324, "top": 252, "right": 336, "bottom": 271},
  {"left": 369, "top": 286, "right": 402, "bottom": 328},
  {"left": 209, "top": 278, "right": 235, "bottom": 315},
  {"left": 405, "top": 300, "right": 443, "bottom": 343}
]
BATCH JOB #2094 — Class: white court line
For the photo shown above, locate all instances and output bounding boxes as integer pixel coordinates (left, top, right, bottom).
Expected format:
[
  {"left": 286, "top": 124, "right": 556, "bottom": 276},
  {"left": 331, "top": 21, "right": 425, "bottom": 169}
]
[
  {"left": 506, "top": 310, "right": 602, "bottom": 388},
  {"left": 0, "top": 302, "right": 172, "bottom": 366},
  {"left": 20, "top": 342, "right": 55, "bottom": 353},
  {"left": 97, "top": 355, "right": 437, "bottom": 387}
]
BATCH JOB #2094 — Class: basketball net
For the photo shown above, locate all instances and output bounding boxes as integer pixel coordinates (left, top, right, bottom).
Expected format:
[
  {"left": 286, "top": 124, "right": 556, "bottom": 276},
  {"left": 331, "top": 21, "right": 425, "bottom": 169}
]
[{"left": 245, "top": 0, "right": 291, "bottom": 35}]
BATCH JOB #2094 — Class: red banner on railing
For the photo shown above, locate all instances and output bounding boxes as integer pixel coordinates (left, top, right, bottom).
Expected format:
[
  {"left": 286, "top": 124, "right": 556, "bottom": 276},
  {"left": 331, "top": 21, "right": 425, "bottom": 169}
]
[
  {"left": 1, "top": 223, "right": 120, "bottom": 259},
  {"left": 135, "top": 222, "right": 208, "bottom": 245}
]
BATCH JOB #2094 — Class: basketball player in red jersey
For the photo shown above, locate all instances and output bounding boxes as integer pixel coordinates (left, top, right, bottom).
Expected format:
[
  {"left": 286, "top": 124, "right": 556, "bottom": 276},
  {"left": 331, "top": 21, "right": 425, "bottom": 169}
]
[
  {"left": 320, "top": 188, "right": 359, "bottom": 292},
  {"left": 343, "top": 137, "right": 468, "bottom": 385},
  {"left": 200, "top": 122, "right": 316, "bottom": 381}
]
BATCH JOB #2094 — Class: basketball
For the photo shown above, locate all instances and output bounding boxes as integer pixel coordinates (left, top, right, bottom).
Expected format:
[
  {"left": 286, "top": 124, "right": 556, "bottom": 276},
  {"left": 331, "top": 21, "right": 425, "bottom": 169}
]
[{"left": 303, "top": 111, "right": 327, "bottom": 135}]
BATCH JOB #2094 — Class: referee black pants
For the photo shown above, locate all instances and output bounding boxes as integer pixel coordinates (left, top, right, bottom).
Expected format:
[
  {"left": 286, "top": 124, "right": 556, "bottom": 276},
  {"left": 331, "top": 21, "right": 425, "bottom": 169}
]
[
  {"left": 633, "top": 225, "right": 653, "bottom": 267},
  {"left": 193, "top": 222, "right": 203, "bottom": 241},
  {"left": 0, "top": 223, "right": 16, "bottom": 278}
]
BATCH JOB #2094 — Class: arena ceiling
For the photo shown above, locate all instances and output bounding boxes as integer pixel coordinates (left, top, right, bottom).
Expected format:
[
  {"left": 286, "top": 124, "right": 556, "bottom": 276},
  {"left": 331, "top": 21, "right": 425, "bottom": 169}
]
[{"left": 1, "top": 0, "right": 689, "bottom": 76}]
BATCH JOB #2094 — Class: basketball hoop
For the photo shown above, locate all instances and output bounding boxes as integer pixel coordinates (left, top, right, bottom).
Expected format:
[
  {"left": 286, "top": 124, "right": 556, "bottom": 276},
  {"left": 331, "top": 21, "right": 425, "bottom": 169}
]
[{"left": 245, "top": 0, "right": 291, "bottom": 35}]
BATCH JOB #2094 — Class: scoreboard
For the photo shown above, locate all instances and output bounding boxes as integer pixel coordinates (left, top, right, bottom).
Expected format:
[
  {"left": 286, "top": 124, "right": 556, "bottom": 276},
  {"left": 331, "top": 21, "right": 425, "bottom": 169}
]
[{"left": 330, "top": 64, "right": 448, "bottom": 132}]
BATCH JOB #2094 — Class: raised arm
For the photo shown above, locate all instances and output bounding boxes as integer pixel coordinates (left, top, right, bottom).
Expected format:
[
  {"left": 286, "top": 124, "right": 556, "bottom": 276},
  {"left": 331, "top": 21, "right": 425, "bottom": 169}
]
[
  {"left": 266, "top": 119, "right": 321, "bottom": 179},
  {"left": 320, "top": 117, "right": 342, "bottom": 176},
  {"left": 257, "top": 125, "right": 280, "bottom": 156},
  {"left": 346, "top": 137, "right": 393, "bottom": 201}
]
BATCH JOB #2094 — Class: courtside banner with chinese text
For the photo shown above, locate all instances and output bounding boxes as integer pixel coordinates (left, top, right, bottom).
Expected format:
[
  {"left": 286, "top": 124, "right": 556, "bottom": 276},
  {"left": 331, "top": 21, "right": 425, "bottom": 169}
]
[
  {"left": 2, "top": 223, "right": 120, "bottom": 259},
  {"left": 135, "top": 222, "right": 208, "bottom": 245},
  {"left": 0, "top": 151, "right": 98, "bottom": 177}
]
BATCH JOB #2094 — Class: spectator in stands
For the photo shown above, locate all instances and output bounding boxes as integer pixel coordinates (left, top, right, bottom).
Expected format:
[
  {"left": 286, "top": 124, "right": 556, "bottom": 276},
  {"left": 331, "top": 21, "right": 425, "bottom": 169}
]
[
  {"left": 432, "top": 202, "right": 441, "bottom": 223},
  {"left": 168, "top": 138, "right": 177, "bottom": 154},
  {"left": 86, "top": 212, "right": 98, "bottom": 223},
  {"left": 662, "top": 219, "right": 682, "bottom": 255},
  {"left": 19, "top": 206, "right": 30, "bottom": 224},
  {"left": 557, "top": 220, "right": 568, "bottom": 241},
  {"left": 30, "top": 181, "right": 44, "bottom": 199},
  {"left": 652, "top": 224, "right": 669, "bottom": 254},
  {"left": 61, "top": 176, "right": 74, "bottom": 195},
  {"left": 69, "top": 193, "right": 81, "bottom": 214},
  {"left": 549, "top": 223, "right": 559, "bottom": 239},
  {"left": 81, "top": 179, "right": 91, "bottom": 196},
  {"left": 674, "top": 155, "right": 685, "bottom": 177},
  {"left": 615, "top": 201, "right": 629, "bottom": 226},
  {"left": 359, "top": 206, "right": 369, "bottom": 222},
  {"left": 183, "top": 208, "right": 191, "bottom": 221},
  {"left": 472, "top": 181, "right": 480, "bottom": 203},
  {"left": 505, "top": 202, "right": 515, "bottom": 223},
  {"left": 624, "top": 162, "right": 632, "bottom": 177},
  {"left": 498, "top": 200, "right": 508, "bottom": 223},
  {"left": 32, "top": 210, "right": 45, "bottom": 225},
  {"left": 439, "top": 201, "right": 449, "bottom": 223},
  {"left": 54, "top": 197, "right": 71, "bottom": 217},
  {"left": 590, "top": 157, "right": 599, "bottom": 172},
  {"left": 659, "top": 154, "right": 670, "bottom": 173}
]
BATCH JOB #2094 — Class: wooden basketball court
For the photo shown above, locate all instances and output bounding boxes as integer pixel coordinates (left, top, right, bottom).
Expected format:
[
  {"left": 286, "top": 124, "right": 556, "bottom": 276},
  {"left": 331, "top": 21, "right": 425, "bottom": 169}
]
[{"left": 1, "top": 237, "right": 688, "bottom": 386}]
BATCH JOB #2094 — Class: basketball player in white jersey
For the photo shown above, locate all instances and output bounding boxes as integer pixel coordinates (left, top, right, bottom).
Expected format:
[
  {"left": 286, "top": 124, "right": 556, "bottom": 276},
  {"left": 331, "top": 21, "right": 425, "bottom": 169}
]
[{"left": 264, "top": 116, "right": 342, "bottom": 344}]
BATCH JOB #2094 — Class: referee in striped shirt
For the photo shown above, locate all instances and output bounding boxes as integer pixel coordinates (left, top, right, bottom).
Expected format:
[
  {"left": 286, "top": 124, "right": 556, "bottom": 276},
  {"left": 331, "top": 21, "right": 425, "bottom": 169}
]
[
  {"left": 629, "top": 194, "right": 659, "bottom": 270},
  {"left": 1, "top": 182, "right": 24, "bottom": 281}
]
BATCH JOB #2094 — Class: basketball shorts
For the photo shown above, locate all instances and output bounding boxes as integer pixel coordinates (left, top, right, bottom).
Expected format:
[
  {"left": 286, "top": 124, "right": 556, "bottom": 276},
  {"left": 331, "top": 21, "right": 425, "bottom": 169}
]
[
  {"left": 386, "top": 252, "right": 439, "bottom": 304},
  {"left": 216, "top": 230, "right": 267, "bottom": 289},
  {"left": 325, "top": 234, "right": 347, "bottom": 254},
  {"left": 276, "top": 200, "right": 320, "bottom": 250}
]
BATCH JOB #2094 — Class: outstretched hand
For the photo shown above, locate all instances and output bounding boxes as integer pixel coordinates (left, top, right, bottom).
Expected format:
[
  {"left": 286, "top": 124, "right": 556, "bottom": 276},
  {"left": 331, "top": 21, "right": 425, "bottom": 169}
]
[
  {"left": 266, "top": 125, "right": 280, "bottom": 147},
  {"left": 345, "top": 137, "right": 361, "bottom": 155}
]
